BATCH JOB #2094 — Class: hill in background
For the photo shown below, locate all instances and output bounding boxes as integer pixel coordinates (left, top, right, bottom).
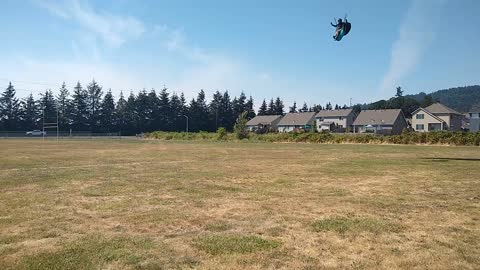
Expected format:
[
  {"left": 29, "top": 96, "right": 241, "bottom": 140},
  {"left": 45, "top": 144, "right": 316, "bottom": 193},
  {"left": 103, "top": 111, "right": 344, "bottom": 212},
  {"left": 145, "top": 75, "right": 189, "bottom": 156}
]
[{"left": 406, "top": 85, "right": 480, "bottom": 112}]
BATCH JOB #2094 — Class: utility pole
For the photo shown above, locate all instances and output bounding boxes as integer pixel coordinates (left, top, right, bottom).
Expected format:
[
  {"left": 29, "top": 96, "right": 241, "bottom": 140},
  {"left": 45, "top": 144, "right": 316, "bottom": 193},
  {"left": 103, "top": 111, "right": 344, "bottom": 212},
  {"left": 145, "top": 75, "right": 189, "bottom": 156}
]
[
  {"left": 42, "top": 109, "right": 45, "bottom": 141},
  {"left": 178, "top": 114, "right": 189, "bottom": 134}
]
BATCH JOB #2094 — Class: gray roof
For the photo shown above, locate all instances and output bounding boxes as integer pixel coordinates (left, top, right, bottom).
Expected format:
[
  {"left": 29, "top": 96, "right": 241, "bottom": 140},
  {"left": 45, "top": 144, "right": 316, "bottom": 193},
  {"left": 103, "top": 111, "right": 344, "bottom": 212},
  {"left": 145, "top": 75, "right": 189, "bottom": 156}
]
[
  {"left": 353, "top": 109, "right": 404, "bottom": 126},
  {"left": 316, "top": 109, "right": 353, "bottom": 118},
  {"left": 246, "top": 115, "right": 282, "bottom": 126},
  {"left": 277, "top": 112, "right": 316, "bottom": 126},
  {"left": 425, "top": 103, "right": 462, "bottom": 115}
]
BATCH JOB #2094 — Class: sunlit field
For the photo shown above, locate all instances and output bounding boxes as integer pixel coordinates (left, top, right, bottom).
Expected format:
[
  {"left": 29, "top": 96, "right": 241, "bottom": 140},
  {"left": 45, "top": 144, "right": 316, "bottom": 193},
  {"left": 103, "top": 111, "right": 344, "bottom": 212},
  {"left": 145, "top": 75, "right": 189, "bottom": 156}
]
[{"left": 0, "top": 139, "right": 479, "bottom": 269}]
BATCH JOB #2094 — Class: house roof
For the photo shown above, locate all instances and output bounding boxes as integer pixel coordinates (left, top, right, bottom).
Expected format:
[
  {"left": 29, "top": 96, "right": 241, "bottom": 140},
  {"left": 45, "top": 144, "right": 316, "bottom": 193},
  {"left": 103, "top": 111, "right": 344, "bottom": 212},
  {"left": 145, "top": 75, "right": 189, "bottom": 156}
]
[
  {"left": 316, "top": 109, "right": 353, "bottom": 118},
  {"left": 411, "top": 107, "right": 445, "bottom": 123},
  {"left": 353, "top": 109, "right": 404, "bottom": 126},
  {"left": 246, "top": 115, "right": 282, "bottom": 126},
  {"left": 425, "top": 103, "right": 462, "bottom": 115},
  {"left": 277, "top": 112, "right": 316, "bottom": 126}
]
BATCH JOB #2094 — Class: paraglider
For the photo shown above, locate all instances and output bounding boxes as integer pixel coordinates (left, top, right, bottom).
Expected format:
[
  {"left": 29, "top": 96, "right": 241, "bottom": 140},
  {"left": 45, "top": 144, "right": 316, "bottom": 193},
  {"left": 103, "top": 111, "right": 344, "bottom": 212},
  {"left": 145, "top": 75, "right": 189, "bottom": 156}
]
[{"left": 331, "top": 15, "right": 351, "bottom": 41}]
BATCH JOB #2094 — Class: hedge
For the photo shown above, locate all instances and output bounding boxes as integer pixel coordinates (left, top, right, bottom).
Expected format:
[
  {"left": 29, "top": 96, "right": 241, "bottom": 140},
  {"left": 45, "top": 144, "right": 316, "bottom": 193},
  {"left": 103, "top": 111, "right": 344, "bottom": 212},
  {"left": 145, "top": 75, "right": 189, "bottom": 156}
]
[{"left": 145, "top": 131, "right": 480, "bottom": 146}]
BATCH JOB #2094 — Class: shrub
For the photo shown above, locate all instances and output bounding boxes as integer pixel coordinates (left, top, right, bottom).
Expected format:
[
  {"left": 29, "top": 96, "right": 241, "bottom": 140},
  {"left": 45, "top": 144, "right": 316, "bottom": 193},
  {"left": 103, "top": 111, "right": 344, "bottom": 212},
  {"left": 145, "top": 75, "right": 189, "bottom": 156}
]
[
  {"left": 216, "top": 127, "right": 227, "bottom": 141},
  {"left": 145, "top": 130, "right": 480, "bottom": 146},
  {"left": 233, "top": 112, "right": 249, "bottom": 140}
]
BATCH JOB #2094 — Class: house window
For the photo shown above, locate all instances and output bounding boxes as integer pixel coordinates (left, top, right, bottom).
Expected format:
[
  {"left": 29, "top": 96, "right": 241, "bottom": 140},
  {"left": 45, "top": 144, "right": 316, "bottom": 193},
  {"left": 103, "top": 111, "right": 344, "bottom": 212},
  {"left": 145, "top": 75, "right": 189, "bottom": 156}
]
[
  {"left": 416, "top": 114, "right": 424, "bottom": 119},
  {"left": 416, "top": 124, "right": 424, "bottom": 130},
  {"left": 339, "top": 117, "right": 343, "bottom": 120}
]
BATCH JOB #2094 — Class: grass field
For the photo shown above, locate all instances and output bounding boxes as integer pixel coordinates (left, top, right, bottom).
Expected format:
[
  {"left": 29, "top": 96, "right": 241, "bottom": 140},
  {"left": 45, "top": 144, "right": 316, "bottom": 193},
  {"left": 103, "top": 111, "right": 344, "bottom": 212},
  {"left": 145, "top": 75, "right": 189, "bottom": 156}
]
[{"left": 0, "top": 139, "right": 479, "bottom": 269}]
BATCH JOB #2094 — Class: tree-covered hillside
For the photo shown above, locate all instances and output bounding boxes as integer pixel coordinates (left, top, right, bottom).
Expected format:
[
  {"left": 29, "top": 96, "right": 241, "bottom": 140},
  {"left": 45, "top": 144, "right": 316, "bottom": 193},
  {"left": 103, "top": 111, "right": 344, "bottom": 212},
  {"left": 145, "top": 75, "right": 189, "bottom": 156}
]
[{"left": 406, "top": 85, "right": 480, "bottom": 112}]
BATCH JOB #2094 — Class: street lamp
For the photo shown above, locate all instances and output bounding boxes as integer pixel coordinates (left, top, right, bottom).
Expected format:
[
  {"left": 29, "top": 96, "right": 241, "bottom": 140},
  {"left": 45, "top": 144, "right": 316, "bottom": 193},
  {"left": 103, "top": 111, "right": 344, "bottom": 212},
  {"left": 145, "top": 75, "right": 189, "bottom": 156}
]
[{"left": 178, "top": 115, "right": 189, "bottom": 134}]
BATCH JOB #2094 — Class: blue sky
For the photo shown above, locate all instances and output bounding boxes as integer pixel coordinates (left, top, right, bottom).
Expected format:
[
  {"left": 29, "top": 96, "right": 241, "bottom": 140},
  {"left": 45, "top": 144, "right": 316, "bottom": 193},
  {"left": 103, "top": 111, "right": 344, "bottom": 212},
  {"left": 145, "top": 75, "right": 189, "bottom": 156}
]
[{"left": 0, "top": 0, "right": 479, "bottom": 108}]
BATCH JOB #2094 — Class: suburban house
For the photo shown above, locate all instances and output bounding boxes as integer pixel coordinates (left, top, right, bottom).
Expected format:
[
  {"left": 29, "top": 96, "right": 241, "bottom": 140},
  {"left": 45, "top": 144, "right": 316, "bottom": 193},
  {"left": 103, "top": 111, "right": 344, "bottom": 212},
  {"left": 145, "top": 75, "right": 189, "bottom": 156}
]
[
  {"left": 277, "top": 112, "right": 316, "bottom": 133},
  {"left": 246, "top": 115, "right": 283, "bottom": 132},
  {"left": 411, "top": 103, "right": 464, "bottom": 132},
  {"left": 466, "top": 112, "right": 480, "bottom": 132},
  {"left": 353, "top": 109, "right": 407, "bottom": 135},
  {"left": 315, "top": 109, "right": 357, "bottom": 132}
]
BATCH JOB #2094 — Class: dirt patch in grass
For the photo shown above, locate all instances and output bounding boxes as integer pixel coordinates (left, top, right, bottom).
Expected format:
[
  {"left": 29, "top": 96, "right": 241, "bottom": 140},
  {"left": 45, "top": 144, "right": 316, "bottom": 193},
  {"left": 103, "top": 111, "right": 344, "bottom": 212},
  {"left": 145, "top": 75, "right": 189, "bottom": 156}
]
[
  {"left": 194, "top": 234, "right": 281, "bottom": 255},
  {"left": 312, "top": 216, "right": 403, "bottom": 234}
]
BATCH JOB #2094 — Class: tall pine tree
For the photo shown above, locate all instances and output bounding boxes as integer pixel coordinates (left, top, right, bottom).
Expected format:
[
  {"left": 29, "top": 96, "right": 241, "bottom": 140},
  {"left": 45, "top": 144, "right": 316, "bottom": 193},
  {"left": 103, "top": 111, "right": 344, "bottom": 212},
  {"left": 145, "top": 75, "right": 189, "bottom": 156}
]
[
  {"left": 135, "top": 89, "right": 149, "bottom": 133},
  {"left": 158, "top": 87, "right": 170, "bottom": 131},
  {"left": 124, "top": 92, "right": 138, "bottom": 135},
  {"left": 20, "top": 94, "right": 39, "bottom": 131},
  {"left": 245, "top": 96, "right": 256, "bottom": 120},
  {"left": 219, "top": 91, "right": 234, "bottom": 130},
  {"left": 0, "top": 82, "right": 21, "bottom": 131},
  {"left": 267, "top": 98, "right": 275, "bottom": 115},
  {"left": 71, "top": 82, "right": 89, "bottom": 131},
  {"left": 86, "top": 80, "right": 103, "bottom": 132},
  {"left": 56, "top": 82, "right": 71, "bottom": 131},
  {"left": 39, "top": 89, "right": 57, "bottom": 125},
  {"left": 274, "top": 97, "right": 284, "bottom": 115},
  {"left": 146, "top": 89, "right": 160, "bottom": 131},
  {"left": 209, "top": 91, "right": 223, "bottom": 131},
  {"left": 300, "top": 102, "right": 308, "bottom": 113},
  {"left": 115, "top": 91, "right": 128, "bottom": 134},
  {"left": 289, "top": 102, "right": 297, "bottom": 113},
  {"left": 100, "top": 89, "right": 115, "bottom": 132},
  {"left": 258, "top": 99, "right": 268, "bottom": 116}
]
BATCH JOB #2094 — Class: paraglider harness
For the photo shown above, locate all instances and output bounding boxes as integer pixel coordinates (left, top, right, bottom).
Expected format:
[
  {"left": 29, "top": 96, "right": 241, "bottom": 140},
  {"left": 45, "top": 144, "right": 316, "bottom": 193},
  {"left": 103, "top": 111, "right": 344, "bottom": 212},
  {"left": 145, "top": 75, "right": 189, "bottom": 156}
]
[{"left": 331, "top": 15, "right": 351, "bottom": 41}]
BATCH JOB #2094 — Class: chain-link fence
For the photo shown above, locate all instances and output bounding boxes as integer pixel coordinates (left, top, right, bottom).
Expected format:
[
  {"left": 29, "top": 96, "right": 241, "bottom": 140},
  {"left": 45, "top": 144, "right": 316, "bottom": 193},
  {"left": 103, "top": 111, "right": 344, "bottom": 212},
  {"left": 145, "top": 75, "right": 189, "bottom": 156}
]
[{"left": 0, "top": 131, "right": 124, "bottom": 139}]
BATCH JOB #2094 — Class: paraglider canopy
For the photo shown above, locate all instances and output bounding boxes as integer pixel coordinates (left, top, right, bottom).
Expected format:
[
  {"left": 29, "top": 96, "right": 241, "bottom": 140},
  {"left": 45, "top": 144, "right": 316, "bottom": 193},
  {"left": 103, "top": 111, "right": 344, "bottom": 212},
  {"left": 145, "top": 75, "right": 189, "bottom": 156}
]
[{"left": 331, "top": 15, "right": 351, "bottom": 41}]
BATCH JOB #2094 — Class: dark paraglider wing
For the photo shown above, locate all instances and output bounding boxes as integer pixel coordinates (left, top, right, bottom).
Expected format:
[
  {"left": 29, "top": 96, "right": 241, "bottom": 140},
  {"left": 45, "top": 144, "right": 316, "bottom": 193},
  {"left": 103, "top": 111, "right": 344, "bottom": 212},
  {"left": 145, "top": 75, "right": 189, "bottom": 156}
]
[{"left": 344, "top": 22, "right": 351, "bottom": 36}]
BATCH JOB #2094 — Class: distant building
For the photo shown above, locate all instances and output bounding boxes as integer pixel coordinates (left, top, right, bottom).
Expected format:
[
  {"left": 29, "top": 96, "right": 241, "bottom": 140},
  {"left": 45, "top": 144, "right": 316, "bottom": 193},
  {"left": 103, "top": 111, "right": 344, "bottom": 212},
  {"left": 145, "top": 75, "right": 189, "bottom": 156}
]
[
  {"left": 246, "top": 115, "right": 283, "bottom": 132},
  {"left": 467, "top": 112, "right": 480, "bottom": 132},
  {"left": 411, "top": 103, "right": 464, "bottom": 132},
  {"left": 277, "top": 112, "right": 316, "bottom": 133},
  {"left": 353, "top": 109, "right": 407, "bottom": 135},
  {"left": 315, "top": 109, "right": 357, "bottom": 132}
]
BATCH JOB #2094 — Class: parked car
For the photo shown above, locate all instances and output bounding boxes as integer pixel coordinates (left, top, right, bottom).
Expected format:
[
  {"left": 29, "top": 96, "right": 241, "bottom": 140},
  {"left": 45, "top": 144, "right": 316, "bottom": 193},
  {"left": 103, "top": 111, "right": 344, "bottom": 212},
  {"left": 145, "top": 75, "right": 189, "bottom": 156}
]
[{"left": 26, "top": 130, "right": 46, "bottom": 136}]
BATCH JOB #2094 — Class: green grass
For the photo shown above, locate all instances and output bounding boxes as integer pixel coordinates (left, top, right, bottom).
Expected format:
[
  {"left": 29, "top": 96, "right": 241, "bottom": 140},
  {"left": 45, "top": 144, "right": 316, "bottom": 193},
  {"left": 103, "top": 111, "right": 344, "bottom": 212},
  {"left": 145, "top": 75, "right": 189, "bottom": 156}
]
[
  {"left": 0, "top": 139, "right": 479, "bottom": 269},
  {"left": 19, "top": 234, "right": 155, "bottom": 270},
  {"left": 312, "top": 217, "right": 403, "bottom": 234},
  {"left": 194, "top": 234, "right": 281, "bottom": 255}
]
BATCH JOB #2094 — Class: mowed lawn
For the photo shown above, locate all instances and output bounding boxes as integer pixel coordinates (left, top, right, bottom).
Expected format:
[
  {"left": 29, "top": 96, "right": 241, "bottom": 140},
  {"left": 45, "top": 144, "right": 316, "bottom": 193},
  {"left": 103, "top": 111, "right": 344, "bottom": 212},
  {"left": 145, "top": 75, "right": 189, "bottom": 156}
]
[{"left": 0, "top": 139, "right": 479, "bottom": 269}]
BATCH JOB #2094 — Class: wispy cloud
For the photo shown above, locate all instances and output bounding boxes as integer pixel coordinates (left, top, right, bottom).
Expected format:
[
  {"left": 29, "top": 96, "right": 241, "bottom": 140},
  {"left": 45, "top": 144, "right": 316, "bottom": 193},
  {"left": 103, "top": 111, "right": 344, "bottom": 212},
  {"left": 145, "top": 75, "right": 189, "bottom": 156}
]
[
  {"left": 22, "top": 0, "right": 333, "bottom": 107},
  {"left": 380, "top": 0, "right": 447, "bottom": 93},
  {"left": 36, "top": 0, "right": 145, "bottom": 47}
]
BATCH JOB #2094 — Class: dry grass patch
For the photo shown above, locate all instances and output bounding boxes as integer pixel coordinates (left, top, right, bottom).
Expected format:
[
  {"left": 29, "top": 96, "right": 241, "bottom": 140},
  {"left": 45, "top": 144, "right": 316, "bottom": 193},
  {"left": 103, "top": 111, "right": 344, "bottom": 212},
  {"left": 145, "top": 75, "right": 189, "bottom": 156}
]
[{"left": 0, "top": 140, "right": 479, "bottom": 269}]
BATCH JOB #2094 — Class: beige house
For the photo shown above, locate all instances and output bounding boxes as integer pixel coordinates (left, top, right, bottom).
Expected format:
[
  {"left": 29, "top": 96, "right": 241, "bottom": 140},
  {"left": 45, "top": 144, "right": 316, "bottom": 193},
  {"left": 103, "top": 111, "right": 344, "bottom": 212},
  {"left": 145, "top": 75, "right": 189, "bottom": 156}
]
[
  {"left": 246, "top": 115, "right": 283, "bottom": 132},
  {"left": 315, "top": 109, "right": 357, "bottom": 132},
  {"left": 277, "top": 112, "right": 316, "bottom": 133},
  {"left": 353, "top": 109, "right": 407, "bottom": 135},
  {"left": 411, "top": 103, "right": 464, "bottom": 132}
]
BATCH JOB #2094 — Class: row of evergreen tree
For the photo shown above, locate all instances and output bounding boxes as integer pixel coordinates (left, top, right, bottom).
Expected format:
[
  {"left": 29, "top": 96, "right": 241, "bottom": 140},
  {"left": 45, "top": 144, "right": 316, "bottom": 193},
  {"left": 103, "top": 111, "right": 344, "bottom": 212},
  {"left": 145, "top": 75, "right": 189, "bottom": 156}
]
[{"left": 0, "top": 81, "right": 263, "bottom": 134}]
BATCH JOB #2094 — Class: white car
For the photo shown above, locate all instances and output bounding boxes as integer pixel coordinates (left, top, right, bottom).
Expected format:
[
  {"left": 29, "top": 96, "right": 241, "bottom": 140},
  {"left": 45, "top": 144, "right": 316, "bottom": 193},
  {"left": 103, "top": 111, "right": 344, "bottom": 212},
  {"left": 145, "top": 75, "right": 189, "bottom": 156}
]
[{"left": 26, "top": 130, "right": 46, "bottom": 136}]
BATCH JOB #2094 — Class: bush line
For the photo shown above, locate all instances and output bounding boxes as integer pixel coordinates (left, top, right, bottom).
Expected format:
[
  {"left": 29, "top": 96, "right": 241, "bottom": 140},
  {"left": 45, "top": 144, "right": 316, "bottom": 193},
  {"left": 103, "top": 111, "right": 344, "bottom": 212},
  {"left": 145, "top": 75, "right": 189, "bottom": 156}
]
[{"left": 145, "top": 130, "right": 480, "bottom": 146}]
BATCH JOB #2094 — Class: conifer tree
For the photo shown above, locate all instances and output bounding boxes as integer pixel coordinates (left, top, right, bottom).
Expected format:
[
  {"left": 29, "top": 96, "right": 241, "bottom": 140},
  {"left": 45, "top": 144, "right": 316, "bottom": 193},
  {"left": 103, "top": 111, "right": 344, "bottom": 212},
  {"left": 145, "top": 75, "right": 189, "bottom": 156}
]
[
  {"left": 71, "top": 82, "right": 89, "bottom": 131},
  {"left": 258, "top": 99, "right": 268, "bottom": 115},
  {"left": 56, "top": 82, "right": 71, "bottom": 131},
  {"left": 86, "top": 80, "right": 103, "bottom": 131},
  {"left": 274, "top": 97, "right": 284, "bottom": 115},
  {"left": 20, "top": 93, "right": 39, "bottom": 131},
  {"left": 100, "top": 89, "right": 115, "bottom": 132},
  {"left": 0, "top": 82, "right": 21, "bottom": 131}
]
